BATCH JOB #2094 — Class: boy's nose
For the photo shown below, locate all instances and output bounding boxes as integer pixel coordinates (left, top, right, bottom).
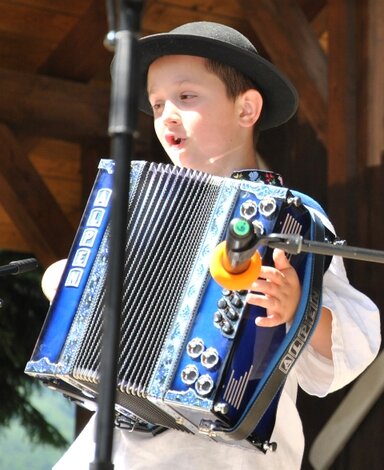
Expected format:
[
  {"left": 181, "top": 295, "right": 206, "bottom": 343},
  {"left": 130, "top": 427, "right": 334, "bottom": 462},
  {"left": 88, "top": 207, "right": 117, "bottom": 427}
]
[{"left": 163, "top": 101, "right": 181, "bottom": 125}]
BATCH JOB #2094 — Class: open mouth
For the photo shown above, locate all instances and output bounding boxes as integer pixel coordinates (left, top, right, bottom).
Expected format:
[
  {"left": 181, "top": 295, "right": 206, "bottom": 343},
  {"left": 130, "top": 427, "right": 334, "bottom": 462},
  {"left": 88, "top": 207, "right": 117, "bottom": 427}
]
[{"left": 166, "top": 135, "right": 184, "bottom": 146}]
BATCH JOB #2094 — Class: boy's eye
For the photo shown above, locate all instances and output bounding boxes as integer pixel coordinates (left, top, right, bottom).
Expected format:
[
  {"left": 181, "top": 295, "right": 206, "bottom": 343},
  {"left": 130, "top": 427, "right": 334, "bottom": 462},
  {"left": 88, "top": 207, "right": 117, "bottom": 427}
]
[
  {"left": 180, "top": 93, "right": 196, "bottom": 100},
  {"left": 151, "top": 102, "right": 163, "bottom": 112}
]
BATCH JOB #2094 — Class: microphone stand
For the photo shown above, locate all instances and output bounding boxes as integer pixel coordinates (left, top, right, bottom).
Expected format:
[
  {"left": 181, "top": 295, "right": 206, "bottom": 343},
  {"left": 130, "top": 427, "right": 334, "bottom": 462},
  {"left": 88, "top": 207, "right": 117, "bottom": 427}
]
[
  {"left": 0, "top": 258, "right": 38, "bottom": 276},
  {"left": 225, "top": 218, "right": 384, "bottom": 269},
  {"left": 257, "top": 233, "right": 384, "bottom": 264},
  {"left": 90, "top": 2, "right": 144, "bottom": 469}
]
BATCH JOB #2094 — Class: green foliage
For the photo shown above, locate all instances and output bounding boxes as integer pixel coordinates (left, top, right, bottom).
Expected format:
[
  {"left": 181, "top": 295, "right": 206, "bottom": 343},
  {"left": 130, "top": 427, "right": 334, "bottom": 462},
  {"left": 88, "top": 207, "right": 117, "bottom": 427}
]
[
  {"left": 0, "top": 250, "right": 68, "bottom": 449},
  {"left": 0, "top": 385, "right": 74, "bottom": 470}
]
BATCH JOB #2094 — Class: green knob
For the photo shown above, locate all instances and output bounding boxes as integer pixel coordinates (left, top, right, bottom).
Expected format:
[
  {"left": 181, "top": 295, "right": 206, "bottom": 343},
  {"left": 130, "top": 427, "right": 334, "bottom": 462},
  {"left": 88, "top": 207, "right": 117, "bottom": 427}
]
[{"left": 233, "top": 219, "right": 250, "bottom": 237}]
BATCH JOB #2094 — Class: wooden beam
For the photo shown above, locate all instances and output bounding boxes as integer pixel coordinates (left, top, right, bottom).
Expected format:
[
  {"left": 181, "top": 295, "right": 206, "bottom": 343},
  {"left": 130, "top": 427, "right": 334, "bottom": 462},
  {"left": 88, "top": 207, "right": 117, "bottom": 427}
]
[
  {"left": 144, "top": 0, "right": 245, "bottom": 23},
  {"left": 38, "top": 0, "right": 111, "bottom": 82},
  {"left": 0, "top": 68, "right": 109, "bottom": 140},
  {"left": 0, "top": 206, "right": 30, "bottom": 252},
  {"left": 0, "top": 124, "right": 75, "bottom": 268},
  {"left": 239, "top": 0, "right": 328, "bottom": 144},
  {"left": 363, "top": 0, "right": 384, "bottom": 168},
  {"left": 355, "top": 1, "right": 384, "bottom": 262},
  {"left": 80, "top": 138, "right": 110, "bottom": 204},
  {"left": 141, "top": 0, "right": 255, "bottom": 38},
  {"left": 327, "top": 0, "right": 357, "bottom": 186},
  {"left": 297, "top": 0, "right": 326, "bottom": 22},
  {"left": 0, "top": 1, "right": 92, "bottom": 73}
]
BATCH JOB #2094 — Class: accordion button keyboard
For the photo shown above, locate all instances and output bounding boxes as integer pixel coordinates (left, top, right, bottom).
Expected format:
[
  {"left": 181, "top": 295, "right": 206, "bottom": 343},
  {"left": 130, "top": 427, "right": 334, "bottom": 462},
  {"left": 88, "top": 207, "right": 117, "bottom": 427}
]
[{"left": 214, "top": 289, "right": 246, "bottom": 332}]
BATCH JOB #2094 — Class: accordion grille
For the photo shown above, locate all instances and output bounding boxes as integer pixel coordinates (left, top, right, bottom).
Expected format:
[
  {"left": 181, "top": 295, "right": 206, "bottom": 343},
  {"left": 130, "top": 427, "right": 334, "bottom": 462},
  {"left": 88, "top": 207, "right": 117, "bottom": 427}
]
[{"left": 72, "top": 164, "right": 222, "bottom": 404}]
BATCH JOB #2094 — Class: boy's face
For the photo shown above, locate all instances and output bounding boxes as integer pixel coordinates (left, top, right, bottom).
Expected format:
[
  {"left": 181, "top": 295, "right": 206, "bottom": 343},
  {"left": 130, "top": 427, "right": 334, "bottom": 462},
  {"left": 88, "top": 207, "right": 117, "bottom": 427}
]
[{"left": 147, "top": 55, "right": 253, "bottom": 176}]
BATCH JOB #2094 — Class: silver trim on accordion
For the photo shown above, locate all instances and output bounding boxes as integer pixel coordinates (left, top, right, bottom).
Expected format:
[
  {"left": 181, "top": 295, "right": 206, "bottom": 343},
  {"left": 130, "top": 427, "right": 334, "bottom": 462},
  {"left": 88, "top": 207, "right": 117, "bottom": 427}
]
[{"left": 25, "top": 160, "right": 324, "bottom": 453}]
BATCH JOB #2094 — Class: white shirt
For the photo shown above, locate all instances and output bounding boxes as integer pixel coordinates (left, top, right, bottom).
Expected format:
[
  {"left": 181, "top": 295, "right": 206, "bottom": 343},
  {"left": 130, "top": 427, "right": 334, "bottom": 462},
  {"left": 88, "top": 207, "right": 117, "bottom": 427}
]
[{"left": 53, "top": 253, "right": 381, "bottom": 470}]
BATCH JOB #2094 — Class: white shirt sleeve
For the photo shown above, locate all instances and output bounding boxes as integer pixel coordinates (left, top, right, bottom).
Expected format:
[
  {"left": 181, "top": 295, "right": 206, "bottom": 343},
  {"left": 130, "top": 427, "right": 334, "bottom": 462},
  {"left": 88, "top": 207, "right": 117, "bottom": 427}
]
[
  {"left": 294, "top": 252, "right": 381, "bottom": 397},
  {"left": 293, "top": 206, "right": 381, "bottom": 397}
]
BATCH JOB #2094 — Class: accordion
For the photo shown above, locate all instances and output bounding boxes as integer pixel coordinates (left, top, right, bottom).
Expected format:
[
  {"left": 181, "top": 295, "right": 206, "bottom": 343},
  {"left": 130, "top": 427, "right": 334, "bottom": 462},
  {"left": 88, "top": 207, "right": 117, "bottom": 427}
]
[{"left": 26, "top": 160, "right": 325, "bottom": 452}]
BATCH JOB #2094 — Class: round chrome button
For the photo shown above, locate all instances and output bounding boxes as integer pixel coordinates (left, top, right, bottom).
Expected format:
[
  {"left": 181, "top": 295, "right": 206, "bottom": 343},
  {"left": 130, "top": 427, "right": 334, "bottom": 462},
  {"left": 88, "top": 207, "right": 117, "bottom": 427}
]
[
  {"left": 240, "top": 200, "right": 258, "bottom": 219},
  {"left": 187, "top": 337, "right": 205, "bottom": 358},
  {"left": 181, "top": 364, "right": 199, "bottom": 385},
  {"left": 195, "top": 374, "right": 214, "bottom": 396},
  {"left": 259, "top": 196, "right": 277, "bottom": 218},
  {"left": 201, "top": 347, "right": 220, "bottom": 369}
]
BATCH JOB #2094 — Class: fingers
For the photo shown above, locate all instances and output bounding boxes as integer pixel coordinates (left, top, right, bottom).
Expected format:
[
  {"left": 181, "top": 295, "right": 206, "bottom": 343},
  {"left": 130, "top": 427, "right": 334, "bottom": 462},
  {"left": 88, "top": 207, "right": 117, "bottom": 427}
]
[
  {"left": 246, "top": 248, "right": 301, "bottom": 328},
  {"left": 246, "top": 291, "right": 285, "bottom": 328},
  {"left": 246, "top": 291, "right": 280, "bottom": 310},
  {"left": 272, "top": 248, "right": 291, "bottom": 270},
  {"left": 250, "top": 266, "right": 285, "bottom": 290},
  {"left": 255, "top": 314, "right": 283, "bottom": 328}
]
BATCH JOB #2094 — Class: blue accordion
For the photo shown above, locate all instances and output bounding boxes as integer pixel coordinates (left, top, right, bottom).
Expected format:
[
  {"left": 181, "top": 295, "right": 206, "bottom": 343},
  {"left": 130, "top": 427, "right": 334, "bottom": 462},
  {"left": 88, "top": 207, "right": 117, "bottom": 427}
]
[{"left": 25, "top": 160, "right": 325, "bottom": 453}]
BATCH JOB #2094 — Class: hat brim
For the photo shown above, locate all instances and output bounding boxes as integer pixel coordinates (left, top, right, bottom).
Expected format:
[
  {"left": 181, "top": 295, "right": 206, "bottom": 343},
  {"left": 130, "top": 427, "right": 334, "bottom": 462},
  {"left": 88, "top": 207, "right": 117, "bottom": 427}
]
[{"left": 138, "top": 33, "right": 298, "bottom": 130}]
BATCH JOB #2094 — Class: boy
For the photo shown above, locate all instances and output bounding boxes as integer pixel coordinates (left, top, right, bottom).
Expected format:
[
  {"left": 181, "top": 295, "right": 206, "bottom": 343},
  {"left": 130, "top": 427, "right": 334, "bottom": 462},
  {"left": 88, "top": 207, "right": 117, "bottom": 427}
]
[{"left": 52, "top": 22, "right": 380, "bottom": 469}]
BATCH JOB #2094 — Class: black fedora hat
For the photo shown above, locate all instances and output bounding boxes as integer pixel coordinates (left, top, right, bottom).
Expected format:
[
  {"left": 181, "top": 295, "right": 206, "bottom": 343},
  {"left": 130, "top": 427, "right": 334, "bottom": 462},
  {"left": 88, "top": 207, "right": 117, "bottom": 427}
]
[{"left": 138, "top": 21, "right": 298, "bottom": 130}]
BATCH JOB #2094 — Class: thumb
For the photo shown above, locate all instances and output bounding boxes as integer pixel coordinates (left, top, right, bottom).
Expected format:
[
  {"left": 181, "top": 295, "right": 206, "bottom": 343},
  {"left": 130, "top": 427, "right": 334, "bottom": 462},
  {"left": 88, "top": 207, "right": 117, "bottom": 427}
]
[{"left": 272, "top": 248, "right": 291, "bottom": 271}]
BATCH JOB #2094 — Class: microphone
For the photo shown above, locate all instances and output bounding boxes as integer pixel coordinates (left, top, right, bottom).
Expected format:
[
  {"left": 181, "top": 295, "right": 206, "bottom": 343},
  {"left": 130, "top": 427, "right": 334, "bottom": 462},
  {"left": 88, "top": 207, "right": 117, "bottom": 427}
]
[
  {"left": 210, "top": 218, "right": 261, "bottom": 290},
  {"left": 0, "top": 258, "right": 39, "bottom": 276}
]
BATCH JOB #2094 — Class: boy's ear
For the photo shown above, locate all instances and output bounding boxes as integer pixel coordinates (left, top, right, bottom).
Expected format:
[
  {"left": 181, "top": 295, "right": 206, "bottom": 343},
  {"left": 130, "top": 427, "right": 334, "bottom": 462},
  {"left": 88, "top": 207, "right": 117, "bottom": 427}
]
[{"left": 238, "top": 89, "right": 263, "bottom": 127}]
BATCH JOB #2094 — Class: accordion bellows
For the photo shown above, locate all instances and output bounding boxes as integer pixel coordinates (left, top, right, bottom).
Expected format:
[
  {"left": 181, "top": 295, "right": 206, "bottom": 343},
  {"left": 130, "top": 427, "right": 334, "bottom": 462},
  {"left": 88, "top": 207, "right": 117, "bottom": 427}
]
[{"left": 25, "top": 160, "right": 323, "bottom": 452}]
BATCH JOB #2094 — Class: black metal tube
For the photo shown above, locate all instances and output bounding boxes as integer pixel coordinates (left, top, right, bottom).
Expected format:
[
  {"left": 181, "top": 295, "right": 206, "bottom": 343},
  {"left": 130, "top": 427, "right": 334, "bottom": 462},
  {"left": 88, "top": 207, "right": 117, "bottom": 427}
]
[
  {"left": 0, "top": 258, "right": 38, "bottom": 276},
  {"left": 90, "top": 2, "right": 144, "bottom": 469},
  {"left": 262, "top": 234, "right": 384, "bottom": 264}
]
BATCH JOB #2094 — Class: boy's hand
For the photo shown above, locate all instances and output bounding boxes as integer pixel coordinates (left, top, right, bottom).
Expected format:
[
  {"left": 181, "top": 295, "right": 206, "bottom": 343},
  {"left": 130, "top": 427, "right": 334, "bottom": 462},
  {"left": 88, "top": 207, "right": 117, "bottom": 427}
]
[
  {"left": 41, "top": 259, "right": 67, "bottom": 302},
  {"left": 246, "top": 249, "right": 301, "bottom": 327}
]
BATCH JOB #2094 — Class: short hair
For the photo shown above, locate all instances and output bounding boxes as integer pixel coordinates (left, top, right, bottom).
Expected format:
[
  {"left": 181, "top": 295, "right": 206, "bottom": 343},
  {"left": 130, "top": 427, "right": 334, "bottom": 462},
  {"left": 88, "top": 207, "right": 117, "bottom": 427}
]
[{"left": 204, "top": 58, "right": 261, "bottom": 144}]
